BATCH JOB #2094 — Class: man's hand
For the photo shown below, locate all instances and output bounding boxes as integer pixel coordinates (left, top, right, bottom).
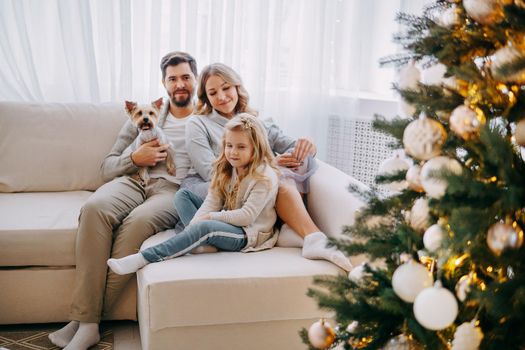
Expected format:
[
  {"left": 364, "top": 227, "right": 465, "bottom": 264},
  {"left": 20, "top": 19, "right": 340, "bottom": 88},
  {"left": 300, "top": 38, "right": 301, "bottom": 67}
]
[
  {"left": 292, "top": 138, "right": 316, "bottom": 162},
  {"left": 131, "top": 139, "right": 170, "bottom": 167}
]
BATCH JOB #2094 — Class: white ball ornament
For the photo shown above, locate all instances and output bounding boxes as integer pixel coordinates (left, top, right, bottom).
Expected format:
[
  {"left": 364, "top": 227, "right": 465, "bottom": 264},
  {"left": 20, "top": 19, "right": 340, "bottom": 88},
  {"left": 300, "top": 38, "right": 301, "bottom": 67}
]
[
  {"left": 437, "top": 6, "right": 460, "bottom": 27},
  {"left": 377, "top": 155, "right": 410, "bottom": 192},
  {"left": 486, "top": 222, "right": 524, "bottom": 256},
  {"left": 403, "top": 114, "right": 447, "bottom": 161},
  {"left": 413, "top": 281, "right": 458, "bottom": 330},
  {"left": 423, "top": 224, "right": 445, "bottom": 252},
  {"left": 392, "top": 260, "right": 434, "bottom": 303},
  {"left": 409, "top": 197, "right": 431, "bottom": 232},
  {"left": 451, "top": 320, "right": 484, "bottom": 350},
  {"left": 420, "top": 156, "right": 463, "bottom": 198},
  {"left": 463, "top": 0, "right": 504, "bottom": 25},
  {"left": 455, "top": 274, "right": 473, "bottom": 302},
  {"left": 308, "top": 319, "right": 336, "bottom": 349},
  {"left": 450, "top": 105, "right": 485, "bottom": 140}
]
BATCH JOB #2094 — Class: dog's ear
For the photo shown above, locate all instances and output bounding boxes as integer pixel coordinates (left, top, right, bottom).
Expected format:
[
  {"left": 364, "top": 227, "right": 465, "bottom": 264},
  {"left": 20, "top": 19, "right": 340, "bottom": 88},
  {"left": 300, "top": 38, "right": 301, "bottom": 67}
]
[
  {"left": 152, "top": 98, "right": 164, "bottom": 111},
  {"left": 125, "top": 101, "right": 137, "bottom": 114}
]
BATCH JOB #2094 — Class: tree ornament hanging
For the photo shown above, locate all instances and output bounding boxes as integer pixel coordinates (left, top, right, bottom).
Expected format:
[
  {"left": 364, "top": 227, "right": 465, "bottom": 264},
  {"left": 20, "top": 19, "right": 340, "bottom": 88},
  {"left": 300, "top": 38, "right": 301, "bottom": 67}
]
[
  {"left": 413, "top": 281, "right": 459, "bottom": 330},
  {"left": 421, "top": 63, "right": 457, "bottom": 89},
  {"left": 399, "top": 62, "right": 421, "bottom": 90},
  {"left": 382, "top": 334, "right": 424, "bottom": 350},
  {"left": 307, "top": 319, "right": 336, "bottom": 349},
  {"left": 349, "top": 263, "right": 370, "bottom": 282},
  {"left": 423, "top": 224, "right": 445, "bottom": 252},
  {"left": 462, "top": 0, "right": 504, "bottom": 25},
  {"left": 450, "top": 105, "right": 486, "bottom": 140},
  {"left": 514, "top": 119, "right": 525, "bottom": 147},
  {"left": 406, "top": 164, "right": 424, "bottom": 192},
  {"left": 455, "top": 273, "right": 479, "bottom": 302},
  {"left": 491, "top": 44, "right": 525, "bottom": 84},
  {"left": 392, "top": 260, "right": 434, "bottom": 303},
  {"left": 409, "top": 197, "right": 431, "bottom": 232},
  {"left": 403, "top": 114, "right": 447, "bottom": 161},
  {"left": 451, "top": 320, "right": 484, "bottom": 350},
  {"left": 377, "top": 154, "right": 410, "bottom": 192},
  {"left": 420, "top": 156, "right": 463, "bottom": 198},
  {"left": 486, "top": 222, "right": 524, "bottom": 256}
]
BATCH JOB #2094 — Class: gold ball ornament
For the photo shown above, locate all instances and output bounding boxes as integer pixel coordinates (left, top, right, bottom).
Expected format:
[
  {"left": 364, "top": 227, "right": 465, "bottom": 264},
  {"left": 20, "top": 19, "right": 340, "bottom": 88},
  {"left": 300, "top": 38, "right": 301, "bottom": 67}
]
[
  {"left": 462, "top": 0, "right": 504, "bottom": 25},
  {"left": 491, "top": 44, "right": 525, "bottom": 84},
  {"left": 406, "top": 165, "right": 424, "bottom": 192},
  {"left": 382, "top": 334, "right": 424, "bottom": 350},
  {"left": 451, "top": 320, "right": 484, "bottom": 350},
  {"left": 514, "top": 119, "right": 525, "bottom": 147},
  {"left": 420, "top": 156, "right": 463, "bottom": 198},
  {"left": 403, "top": 114, "right": 447, "bottom": 161},
  {"left": 486, "top": 222, "right": 524, "bottom": 256},
  {"left": 409, "top": 197, "right": 431, "bottom": 232},
  {"left": 308, "top": 319, "right": 336, "bottom": 349},
  {"left": 450, "top": 105, "right": 486, "bottom": 140},
  {"left": 516, "top": 0, "right": 525, "bottom": 8}
]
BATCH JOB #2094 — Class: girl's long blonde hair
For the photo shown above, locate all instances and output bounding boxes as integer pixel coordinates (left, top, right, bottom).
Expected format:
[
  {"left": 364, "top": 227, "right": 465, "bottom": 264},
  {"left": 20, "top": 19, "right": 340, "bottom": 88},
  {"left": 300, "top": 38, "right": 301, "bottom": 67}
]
[
  {"left": 196, "top": 63, "right": 258, "bottom": 116},
  {"left": 210, "top": 113, "right": 278, "bottom": 209}
]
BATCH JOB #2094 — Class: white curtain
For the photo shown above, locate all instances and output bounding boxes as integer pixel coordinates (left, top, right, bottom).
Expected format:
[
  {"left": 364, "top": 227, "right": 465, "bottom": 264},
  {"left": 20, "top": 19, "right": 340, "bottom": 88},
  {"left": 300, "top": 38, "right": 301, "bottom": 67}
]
[{"left": 0, "top": 0, "right": 426, "bottom": 158}]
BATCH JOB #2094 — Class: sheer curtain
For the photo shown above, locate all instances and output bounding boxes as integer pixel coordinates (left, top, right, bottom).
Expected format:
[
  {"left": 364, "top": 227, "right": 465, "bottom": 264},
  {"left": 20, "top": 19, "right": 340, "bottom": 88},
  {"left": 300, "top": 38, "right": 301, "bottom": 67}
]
[{"left": 0, "top": 0, "right": 426, "bottom": 158}]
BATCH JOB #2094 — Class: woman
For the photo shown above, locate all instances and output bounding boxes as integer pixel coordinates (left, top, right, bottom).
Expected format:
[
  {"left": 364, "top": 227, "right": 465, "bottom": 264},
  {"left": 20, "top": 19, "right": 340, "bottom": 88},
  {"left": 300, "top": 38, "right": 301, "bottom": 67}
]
[{"left": 185, "top": 63, "right": 352, "bottom": 271}]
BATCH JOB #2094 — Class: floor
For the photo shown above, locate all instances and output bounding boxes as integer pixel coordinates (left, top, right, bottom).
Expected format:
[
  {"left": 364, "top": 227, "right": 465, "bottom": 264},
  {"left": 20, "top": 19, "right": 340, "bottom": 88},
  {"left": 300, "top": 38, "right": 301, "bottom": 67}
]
[{"left": 112, "top": 321, "right": 142, "bottom": 350}]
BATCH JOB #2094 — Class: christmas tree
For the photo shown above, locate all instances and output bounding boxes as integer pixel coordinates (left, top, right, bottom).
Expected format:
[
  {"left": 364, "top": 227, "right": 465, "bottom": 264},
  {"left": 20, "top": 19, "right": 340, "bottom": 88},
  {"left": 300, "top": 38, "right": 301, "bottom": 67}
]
[{"left": 302, "top": 1, "right": 525, "bottom": 349}]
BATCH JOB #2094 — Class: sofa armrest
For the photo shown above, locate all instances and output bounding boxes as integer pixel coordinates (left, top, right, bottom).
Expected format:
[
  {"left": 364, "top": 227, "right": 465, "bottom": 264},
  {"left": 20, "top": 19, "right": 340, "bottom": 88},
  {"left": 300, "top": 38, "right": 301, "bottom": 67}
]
[{"left": 307, "top": 160, "right": 367, "bottom": 240}]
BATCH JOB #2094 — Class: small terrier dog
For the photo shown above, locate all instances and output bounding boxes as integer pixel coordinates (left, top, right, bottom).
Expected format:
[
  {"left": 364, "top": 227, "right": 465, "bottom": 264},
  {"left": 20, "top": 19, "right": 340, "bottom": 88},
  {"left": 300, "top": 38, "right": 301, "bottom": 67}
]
[{"left": 125, "top": 98, "right": 176, "bottom": 184}]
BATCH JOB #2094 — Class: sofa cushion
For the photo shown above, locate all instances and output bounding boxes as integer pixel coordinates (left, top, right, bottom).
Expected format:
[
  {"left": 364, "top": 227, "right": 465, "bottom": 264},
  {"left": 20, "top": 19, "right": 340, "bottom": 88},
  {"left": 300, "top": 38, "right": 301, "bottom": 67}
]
[
  {"left": 0, "top": 101, "right": 126, "bottom": 192},
  {"left": 138, "top": 231, "right": 342, "bottom": 332},
  {"left": 0, "top": 191, "right": 92, "bottom": 266}
]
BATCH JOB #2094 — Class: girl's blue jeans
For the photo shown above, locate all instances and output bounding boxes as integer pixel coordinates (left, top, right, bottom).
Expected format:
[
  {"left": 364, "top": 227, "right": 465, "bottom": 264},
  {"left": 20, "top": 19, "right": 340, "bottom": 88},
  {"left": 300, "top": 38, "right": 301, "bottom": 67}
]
[{"left": 141, "top": 188, "right": 247, "bottom": 262}]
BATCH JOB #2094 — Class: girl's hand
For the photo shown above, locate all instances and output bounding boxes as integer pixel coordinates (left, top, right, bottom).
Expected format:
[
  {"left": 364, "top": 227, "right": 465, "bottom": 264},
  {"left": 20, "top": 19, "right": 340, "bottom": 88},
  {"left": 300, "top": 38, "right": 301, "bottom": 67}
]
[
  {"left": 292, "top": 138, "right": 316, "bottom": 162},
  {"left": 276, "top": 153, "right": 301, "bottom": 169},
  {"left": 193, "top": 214, "right": 212, "bottom": 223}
]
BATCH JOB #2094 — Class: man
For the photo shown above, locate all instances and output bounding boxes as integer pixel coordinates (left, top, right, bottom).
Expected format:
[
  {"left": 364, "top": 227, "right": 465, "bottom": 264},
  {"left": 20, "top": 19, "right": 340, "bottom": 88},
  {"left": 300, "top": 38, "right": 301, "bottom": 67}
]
[{"left": 49, "top": 51, "right": 198, "bottom": 350}]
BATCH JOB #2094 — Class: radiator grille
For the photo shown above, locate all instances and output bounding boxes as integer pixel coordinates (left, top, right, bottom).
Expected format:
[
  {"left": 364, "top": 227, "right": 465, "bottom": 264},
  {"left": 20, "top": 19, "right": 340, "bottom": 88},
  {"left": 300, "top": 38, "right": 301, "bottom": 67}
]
[{"left": 326, "top": 115, "right": 396, "bottom": 188}]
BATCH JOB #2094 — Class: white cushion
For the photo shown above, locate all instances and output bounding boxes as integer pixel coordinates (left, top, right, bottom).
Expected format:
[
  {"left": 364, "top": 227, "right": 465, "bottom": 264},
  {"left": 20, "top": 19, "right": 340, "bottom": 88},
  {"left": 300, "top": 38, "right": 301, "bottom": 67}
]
[
  {"left": 138, "top": 234, "right": 343, "bottom": 332},
  {"left": 0, "top": 101, "right": 127, "bottom": 192},
  {"left": 0, "top": 191, "right": 92, "bottom": 266}
]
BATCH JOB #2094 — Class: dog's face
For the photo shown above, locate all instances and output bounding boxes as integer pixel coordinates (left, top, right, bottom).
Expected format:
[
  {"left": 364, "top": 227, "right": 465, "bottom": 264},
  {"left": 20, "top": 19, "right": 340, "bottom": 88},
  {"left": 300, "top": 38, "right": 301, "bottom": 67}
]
[{"left": 125, "top": 98, "right": 164, "bottom": 131}]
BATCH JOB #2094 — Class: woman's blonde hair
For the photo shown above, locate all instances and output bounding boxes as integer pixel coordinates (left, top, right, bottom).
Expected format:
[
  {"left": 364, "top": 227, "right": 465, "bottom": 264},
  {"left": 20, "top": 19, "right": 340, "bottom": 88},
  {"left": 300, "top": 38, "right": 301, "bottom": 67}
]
[
  {"left": 196, "top": 63, "right": 257, "bottom": 116},
  {"left": 210, "top": 113, "right": 278, "bottom": 209}
]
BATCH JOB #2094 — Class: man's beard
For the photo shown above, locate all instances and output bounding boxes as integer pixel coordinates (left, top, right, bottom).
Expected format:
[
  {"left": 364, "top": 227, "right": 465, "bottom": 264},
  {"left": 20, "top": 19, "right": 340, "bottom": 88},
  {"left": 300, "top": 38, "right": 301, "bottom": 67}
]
[{"left": 171, "top": 90, "right": 192, "bottom": 108}]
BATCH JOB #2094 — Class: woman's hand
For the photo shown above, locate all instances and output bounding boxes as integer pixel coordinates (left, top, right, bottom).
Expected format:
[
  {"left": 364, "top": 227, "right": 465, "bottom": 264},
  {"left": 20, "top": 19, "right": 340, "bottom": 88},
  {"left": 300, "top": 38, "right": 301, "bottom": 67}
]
[
  {"left": 292, "top": 138, "right": 316, "bottom": 162},
  {"left": 276, "top": 154, "right": 302, "bottom": 170}
]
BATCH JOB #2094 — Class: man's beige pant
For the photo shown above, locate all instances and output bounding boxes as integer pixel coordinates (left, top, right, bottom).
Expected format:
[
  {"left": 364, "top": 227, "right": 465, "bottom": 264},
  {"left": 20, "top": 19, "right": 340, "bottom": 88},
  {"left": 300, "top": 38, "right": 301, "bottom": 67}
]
[{"left": 70, "top": 176, "right": 179, "bottom": 323}]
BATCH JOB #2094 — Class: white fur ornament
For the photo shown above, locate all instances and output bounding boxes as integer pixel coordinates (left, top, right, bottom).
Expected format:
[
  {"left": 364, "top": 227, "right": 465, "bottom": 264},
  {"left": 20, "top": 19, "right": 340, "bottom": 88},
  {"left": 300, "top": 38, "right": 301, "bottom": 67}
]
[
  {"left": 450, "top": 105, "right": 485, "bottom": 140},
  {"left": 403, "top": 114, "right": 447, "bottom": 161},
  {"left": 410, "top": 197, "right": 431, "bottom": 232},
  {"left": 399, "top": 62, "right": 421, "bottom": 90},
  {"left": 413, "top": 281, "right": 458, "bottom": 330},
  {"left": 463, "top": 0, "right": 504, "bottom": 25},
  {"left": 451, "top": 320, "right": 484, "bottom": 350},
  {"left": 491, "top": 44, "right": 525, "bottom": 84},
  {"left": 420, "top": 156, "right": 463, "bottom": 198},
  {"left": 423, "top": 224, "right": 445, "bottom": 252},
  {"left": 377, "top": 155, "right": 410, "bottom": 192},
  {"left": 392, "top": 260, "right": 434, "bottom": 303},
  {"left": 421, "top": 63, "right": 457, "bottom": 89}
]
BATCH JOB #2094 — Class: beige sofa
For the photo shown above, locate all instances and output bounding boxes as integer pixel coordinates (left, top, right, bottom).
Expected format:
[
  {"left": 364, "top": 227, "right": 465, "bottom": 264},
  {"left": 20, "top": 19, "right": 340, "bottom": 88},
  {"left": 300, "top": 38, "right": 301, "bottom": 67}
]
[{"left": 0, "top": 101, "right": 366, "bottom": 350}]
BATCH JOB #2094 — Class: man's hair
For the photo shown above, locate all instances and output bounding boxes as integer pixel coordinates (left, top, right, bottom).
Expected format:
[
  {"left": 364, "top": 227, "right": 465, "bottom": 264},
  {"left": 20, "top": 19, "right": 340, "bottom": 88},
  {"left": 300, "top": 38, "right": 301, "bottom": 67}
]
[{"left": 160, "top": 51, "right": 198, "bottom": 80}]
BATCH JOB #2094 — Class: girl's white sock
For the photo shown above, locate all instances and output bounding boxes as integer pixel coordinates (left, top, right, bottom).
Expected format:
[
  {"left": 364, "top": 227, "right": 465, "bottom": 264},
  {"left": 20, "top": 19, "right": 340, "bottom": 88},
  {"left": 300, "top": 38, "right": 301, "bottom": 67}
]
[
  {"left": 107, "top": 253, "right": 149, "bottom": 275},
  {"left": 302, "top": 231, "right": 353, "bottom": 271},
  {"left": 48, "top": 320, "right": 79, "bottom": 348},
  {"left": 63, "top": 322, "right": 100, "bottom": 350}
]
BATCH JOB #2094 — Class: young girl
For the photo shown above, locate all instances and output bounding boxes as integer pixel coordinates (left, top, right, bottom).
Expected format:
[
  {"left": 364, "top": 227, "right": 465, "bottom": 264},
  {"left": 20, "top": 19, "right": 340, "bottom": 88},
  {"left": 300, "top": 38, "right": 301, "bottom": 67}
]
[{"left": 107, "top": 114, "right": 280, "bottom": 275}]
